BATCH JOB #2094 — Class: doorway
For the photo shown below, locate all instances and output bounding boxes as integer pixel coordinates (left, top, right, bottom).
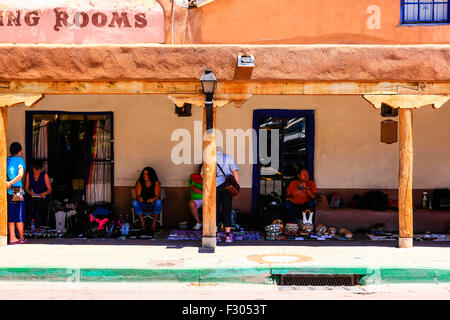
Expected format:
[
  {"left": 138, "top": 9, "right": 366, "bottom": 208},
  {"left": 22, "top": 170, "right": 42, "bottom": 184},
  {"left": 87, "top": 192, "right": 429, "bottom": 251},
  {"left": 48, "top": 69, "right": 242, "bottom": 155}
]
[
  {"left": 25, "top": 111, "right": 114, "bottom": 206},
  {"left": 251, "top": 109, "right": 315, "bottom": 214}
]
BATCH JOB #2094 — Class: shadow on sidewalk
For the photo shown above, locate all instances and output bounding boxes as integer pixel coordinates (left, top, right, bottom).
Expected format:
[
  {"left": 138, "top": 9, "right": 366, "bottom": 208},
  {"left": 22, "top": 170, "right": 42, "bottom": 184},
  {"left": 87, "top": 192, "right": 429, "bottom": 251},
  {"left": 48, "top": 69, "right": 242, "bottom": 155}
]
[{"left": 21, "top": 229, "right": 450, "bottom": 248}]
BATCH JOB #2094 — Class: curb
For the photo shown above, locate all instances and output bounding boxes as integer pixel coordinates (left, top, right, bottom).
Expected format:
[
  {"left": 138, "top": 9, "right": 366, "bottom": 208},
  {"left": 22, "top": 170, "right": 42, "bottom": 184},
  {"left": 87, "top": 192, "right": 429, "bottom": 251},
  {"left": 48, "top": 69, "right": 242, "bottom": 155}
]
[{"left": 0, "top": 266, "right": 449, "bottom": 285}]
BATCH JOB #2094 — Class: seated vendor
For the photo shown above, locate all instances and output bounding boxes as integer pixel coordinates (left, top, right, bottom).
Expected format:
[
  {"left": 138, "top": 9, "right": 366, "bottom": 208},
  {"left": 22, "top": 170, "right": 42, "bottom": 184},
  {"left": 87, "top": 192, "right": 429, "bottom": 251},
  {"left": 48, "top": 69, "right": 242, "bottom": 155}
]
[
  {"left": 284, "top": 168, "right": 317, "bottom": 223},
  {"left": 189, "top": 165, "right": 203, "bottom": 230},
  {"left": 132, "top": 167, "right": 162, "bottom": 231},
  {"left": 24, "top": 160, "right": 52, "bottom": 228}
]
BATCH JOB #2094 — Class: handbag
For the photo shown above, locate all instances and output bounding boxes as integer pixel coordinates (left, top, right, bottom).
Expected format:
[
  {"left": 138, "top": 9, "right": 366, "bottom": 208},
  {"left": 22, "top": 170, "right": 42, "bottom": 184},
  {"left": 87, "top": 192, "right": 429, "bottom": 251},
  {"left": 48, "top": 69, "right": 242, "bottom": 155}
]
[
  {"left": 11, "top": 186, "right": 24, "bottom": 202},
  {"left": 217, "top": 163, "right": 240, "bottom": 197}
]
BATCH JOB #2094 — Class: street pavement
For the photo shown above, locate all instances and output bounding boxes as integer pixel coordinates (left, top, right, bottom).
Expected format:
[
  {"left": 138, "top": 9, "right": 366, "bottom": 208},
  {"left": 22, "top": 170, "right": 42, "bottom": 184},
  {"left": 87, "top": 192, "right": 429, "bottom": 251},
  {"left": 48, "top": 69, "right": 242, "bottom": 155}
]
[{"left": 0, "top": 281, "right": 449, "bottom": 300}]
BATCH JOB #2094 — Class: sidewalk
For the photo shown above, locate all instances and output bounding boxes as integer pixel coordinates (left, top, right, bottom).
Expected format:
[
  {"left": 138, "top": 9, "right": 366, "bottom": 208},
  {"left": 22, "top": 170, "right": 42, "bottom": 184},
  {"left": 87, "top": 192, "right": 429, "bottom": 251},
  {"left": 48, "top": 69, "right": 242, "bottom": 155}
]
[{"left": 0, "top": 238, "right": 449, "bottom": 285}]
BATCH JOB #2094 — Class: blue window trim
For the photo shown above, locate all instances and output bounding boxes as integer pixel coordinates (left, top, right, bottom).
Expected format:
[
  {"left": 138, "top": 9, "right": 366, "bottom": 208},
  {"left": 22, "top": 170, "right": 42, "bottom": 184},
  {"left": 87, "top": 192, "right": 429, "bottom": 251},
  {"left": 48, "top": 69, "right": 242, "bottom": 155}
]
[
  {"left": 25, "top": 110, "right": 115, "bottom": 205},
  {"left": 400, "top": 0, "right": 450, "bottom": 24},
  {"left": 251, "top": 109, "right": 315, "bottom": 215}
]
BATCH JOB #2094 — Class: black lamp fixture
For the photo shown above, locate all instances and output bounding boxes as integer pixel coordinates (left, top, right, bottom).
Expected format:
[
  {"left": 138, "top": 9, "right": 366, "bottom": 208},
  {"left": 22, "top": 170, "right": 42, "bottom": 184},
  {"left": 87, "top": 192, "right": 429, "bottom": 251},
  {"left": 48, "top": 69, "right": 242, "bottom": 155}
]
[
  {"left": 200, "top": 69, "right": 217, "bottom": 132},
  {"left": 200, "top": 69, "right": 217, "bottom": 97}
]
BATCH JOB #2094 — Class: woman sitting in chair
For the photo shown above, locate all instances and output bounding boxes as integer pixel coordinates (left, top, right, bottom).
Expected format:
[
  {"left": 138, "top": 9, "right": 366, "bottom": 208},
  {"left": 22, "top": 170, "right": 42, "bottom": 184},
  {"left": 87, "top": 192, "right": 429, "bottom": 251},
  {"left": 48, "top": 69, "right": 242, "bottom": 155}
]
[
  {"left": 24, "top": 160, "right": 52, "bottom": 228},
  {"left": 132, "top": 167, "right": 162, "bottom": 231}
]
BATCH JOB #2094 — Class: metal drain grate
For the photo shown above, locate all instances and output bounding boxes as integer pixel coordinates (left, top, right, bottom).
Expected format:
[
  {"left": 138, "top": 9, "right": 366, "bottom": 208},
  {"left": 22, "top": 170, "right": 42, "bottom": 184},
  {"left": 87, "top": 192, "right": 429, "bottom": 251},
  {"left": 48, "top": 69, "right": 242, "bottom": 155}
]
[{"left": 276, "top": 274, "right": 362, "bottom": 286}]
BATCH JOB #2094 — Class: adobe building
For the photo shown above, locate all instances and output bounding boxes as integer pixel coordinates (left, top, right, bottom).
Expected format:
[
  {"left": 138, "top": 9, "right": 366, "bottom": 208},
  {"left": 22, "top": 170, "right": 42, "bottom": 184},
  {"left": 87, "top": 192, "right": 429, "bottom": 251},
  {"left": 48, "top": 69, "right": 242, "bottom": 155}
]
[{"left": 1, "top": 0, "right": 449, "bottom": 249}]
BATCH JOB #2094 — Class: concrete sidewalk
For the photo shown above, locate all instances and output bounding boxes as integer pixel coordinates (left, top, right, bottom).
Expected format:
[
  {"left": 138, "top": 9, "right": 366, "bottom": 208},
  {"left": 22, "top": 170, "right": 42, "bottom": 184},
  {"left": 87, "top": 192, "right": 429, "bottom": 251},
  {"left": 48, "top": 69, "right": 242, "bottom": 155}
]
[{"left": 0, "top": 238, "right": 449, "bottom": 284}]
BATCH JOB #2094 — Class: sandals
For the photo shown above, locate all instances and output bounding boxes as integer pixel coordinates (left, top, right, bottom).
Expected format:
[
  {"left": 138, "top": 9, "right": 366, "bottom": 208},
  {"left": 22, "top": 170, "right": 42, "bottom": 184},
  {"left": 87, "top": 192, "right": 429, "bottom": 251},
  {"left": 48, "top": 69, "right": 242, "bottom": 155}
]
[{"left": 8, "top": 239, "right": 28, "bottom": 245}]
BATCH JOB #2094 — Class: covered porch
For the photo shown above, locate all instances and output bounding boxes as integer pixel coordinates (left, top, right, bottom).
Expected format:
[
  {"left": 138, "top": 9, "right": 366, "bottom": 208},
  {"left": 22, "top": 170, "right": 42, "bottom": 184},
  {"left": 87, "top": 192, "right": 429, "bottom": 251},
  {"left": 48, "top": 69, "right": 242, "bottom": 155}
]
[{"left": 1, "top": 44, "right": 450, "bottom": 249}]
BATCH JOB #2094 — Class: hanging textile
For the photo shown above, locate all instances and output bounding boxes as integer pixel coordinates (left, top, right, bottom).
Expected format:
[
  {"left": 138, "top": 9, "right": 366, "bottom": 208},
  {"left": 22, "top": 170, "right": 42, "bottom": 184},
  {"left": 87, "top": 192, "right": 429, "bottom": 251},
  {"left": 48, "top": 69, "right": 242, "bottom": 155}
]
[
  {"left": 86, "top": 119, "right": 112, "bottom": 205},
  {"left": 32, "top": 120, "right": 49, "bottom": 160}
]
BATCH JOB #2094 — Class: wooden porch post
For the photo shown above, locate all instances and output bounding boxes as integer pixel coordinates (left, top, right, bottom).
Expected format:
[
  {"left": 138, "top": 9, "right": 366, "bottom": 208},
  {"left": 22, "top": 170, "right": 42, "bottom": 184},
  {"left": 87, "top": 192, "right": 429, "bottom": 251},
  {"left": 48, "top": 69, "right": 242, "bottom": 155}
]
[
  {"left": 363, "top": 94, "right": 450, "bottom": 249},
  {"left": 398, "top": 108, "right": 414, "bottom": 248},
  {"left": 0, "top": 94, "right": 44, "bottom": 246},
  {"left": 0, "top": 107, "right": 7, "bottom": 246},
  {"left": 201, "top": 107, "right": 217, "bottom": 250}
]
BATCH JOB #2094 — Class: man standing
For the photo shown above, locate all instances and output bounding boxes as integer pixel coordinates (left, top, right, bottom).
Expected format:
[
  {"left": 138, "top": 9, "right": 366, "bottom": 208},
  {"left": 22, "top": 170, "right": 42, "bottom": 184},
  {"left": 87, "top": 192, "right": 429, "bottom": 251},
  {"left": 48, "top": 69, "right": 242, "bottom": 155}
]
[
  {"left": 202, "top": 147, "right": 240, "bottom": 243},
  {"left": 216, "top": 148, "right": 239, "bottom": 243},
  {"left": 284, "top": 168, "right": 317, "bottom": 223}
]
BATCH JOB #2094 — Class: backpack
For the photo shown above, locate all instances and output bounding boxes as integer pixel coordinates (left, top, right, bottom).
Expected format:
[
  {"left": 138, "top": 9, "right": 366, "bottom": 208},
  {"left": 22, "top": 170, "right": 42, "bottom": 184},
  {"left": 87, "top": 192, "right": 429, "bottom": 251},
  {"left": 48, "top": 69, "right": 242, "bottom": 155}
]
[
  {"left": 362, "top": 191, "right": 389, "bottom": 211},
  {"left": 259, "top": 192, "right": 283, "bottom": 207},
  {"left": 329, "top": 193, "right": 344, "bottom": 208},
  {"left": 258, "top": 192, "right": 285, "bottom": 230},
  {"left": 259, "top": 204, "right": 285, "bottom": 231},
  {"left": 433, "top": 189, "right": 450, "bottom": 209}
]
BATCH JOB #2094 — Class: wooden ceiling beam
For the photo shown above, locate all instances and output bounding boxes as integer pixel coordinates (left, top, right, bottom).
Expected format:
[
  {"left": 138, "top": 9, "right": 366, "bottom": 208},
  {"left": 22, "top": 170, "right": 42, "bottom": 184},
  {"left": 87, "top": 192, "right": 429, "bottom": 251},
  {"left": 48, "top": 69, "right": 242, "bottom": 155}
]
[
  {"left": 363, "top": 94, "right": 450, "bottom": 109},
  {"left": 0, "top": 94, "right": 45, "bottom": 107},
  {"left": 2, "top": 81, "right": 450, "bottom": 96}
]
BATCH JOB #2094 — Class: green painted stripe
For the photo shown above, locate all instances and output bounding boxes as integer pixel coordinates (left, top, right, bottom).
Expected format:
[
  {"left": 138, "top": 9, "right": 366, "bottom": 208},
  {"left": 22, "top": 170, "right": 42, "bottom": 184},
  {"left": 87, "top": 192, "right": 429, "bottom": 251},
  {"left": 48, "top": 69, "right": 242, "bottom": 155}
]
[
  {"left": 379, "top": 268, "right": 438, "bottom": 284},
  {"left": 80, "top": 268, "right": 200, "bottom": 283},
  {"left": 437, "top": 269, "right": 450, "bottom": 282},
  {"left": 0, "top": 267, "right": 449, "bottom": 284},
  {"left": 199, "top": 267, "right": 272, "bottom": 284},
  {"left": 0, "top": 268, "right": 76, "bottom": 282},
  {"left": 271, "top": 267, "right": 369, "bottom": 276}
]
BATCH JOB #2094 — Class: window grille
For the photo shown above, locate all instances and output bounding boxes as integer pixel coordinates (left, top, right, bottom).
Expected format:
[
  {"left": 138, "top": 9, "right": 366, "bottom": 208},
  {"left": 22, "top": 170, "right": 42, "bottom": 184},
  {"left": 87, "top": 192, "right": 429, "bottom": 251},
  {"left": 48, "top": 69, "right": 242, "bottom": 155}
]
[{"left": 402, "top": 0, "right": 449, "bottom": 23}]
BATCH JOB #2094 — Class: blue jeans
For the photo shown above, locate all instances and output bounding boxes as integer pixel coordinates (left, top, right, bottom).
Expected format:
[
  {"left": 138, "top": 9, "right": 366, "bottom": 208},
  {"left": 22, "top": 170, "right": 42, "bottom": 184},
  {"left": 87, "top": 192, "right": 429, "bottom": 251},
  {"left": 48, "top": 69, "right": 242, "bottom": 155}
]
[
  {"left": 284, "top": 200, "right": 316, "bottom": 224},
  {"left": 132, "top": 199, "right": 162, "bottom": 215}
]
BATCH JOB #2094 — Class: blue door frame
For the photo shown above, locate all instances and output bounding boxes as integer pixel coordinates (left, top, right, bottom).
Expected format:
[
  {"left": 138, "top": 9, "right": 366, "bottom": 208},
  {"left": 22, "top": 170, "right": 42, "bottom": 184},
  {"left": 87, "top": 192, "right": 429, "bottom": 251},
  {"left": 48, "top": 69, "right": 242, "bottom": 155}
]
[{"left": 251, "top": 109, "right": 315, "bottom": 215}]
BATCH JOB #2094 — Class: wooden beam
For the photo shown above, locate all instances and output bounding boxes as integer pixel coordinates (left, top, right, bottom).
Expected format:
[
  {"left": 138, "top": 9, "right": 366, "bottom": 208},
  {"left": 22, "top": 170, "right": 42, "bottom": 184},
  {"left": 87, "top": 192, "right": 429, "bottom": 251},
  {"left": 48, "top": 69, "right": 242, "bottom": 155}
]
[
  {"left": 363, "top": 94, "right": 450, "bottom": 109},
  {"left": 168, "top": 94, "right": 252, "bottom": 108},
  {"left": 398, "top": 108, "right": 414, "bottom": 249},
  {"left": 0, "top": 94, "right": 44, "bottom": 108},
  {"left": 0, "top": 107, "right": 7, "bottom": 246},
  {"left": 202, "top": 107, "right": 217, "bottom": 250},
  {"left": 2, "top": 106, "right": 7, "bottom": 138},
  {"left": 419, "top": 82, "right": 450, "bottom": 95},
  {"left": 2, "top": 81, "right": 450, "bottom": 96}
]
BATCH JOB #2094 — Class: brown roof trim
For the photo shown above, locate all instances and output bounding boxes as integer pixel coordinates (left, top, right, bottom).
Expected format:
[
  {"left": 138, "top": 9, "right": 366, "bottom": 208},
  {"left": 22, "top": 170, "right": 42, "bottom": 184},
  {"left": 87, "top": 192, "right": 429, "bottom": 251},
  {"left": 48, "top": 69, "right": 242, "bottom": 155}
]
[{"left": 1, "top": 44, "right": 449, "bottom": 82}]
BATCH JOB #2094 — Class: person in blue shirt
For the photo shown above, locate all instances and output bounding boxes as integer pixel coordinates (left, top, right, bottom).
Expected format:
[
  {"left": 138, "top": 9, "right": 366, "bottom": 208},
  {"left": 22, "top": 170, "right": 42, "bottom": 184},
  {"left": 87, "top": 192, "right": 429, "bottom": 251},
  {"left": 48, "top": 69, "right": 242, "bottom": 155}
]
[
  {"left": 6, "top": 142, "right": 27, "bottom": 244},
  {"left": 202, "top": 147, "right": 240, "bottom": 243}
]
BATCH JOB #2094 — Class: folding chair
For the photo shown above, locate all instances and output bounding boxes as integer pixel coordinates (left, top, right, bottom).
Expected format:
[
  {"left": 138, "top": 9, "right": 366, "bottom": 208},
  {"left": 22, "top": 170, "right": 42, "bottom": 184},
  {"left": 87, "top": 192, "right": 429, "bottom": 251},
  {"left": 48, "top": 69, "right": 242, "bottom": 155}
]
[{"left": 130, "top": 187, "right": 165, "bottom": 226}]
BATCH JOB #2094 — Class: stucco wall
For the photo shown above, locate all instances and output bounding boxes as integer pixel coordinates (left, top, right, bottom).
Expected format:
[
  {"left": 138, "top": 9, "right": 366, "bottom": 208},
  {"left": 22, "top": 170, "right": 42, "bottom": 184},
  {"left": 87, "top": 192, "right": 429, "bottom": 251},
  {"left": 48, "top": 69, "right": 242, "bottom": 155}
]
[
  {"left": 188, "top": 0, "right": 450, "bottom": 44},
  {"left": 6, "top": 94, "right": 450, "bottom": 189}
]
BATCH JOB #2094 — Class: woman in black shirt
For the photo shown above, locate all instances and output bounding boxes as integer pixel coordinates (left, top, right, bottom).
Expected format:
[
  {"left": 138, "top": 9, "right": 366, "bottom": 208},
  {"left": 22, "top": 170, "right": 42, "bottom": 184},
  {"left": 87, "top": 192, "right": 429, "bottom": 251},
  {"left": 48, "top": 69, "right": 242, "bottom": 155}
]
[{"left": 132, "top": 167, "right": 161, "bottom": 230}]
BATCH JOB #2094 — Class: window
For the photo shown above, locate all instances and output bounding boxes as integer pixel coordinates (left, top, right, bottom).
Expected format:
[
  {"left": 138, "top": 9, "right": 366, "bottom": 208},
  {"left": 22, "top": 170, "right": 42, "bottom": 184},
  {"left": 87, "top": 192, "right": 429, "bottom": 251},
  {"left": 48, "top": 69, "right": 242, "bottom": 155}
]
[
  {"left": 26, "top": 111, "right": 114, "bottom": 205},
  {"left": 402, "top": 0, "right": 449, "bottom": 24}
]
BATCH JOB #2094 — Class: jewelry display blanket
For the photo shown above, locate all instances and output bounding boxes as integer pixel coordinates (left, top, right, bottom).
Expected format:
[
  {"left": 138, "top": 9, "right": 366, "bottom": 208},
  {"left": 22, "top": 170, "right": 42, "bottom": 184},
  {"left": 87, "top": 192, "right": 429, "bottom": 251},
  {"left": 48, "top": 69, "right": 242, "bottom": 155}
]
[
  {"left": 168, "top": 230, "right": 261, "bottom": 241},
  {"left": 366, "top": 233, "right": 450, "bottom": 241}
]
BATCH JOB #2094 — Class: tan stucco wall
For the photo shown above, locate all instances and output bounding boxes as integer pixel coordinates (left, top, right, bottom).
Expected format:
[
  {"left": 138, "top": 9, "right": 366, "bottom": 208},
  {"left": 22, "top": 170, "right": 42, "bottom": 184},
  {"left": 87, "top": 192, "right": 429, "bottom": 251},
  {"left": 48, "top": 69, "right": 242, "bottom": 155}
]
[{"left": 6, "top": 94, "right": 450, "bottom": 189}]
